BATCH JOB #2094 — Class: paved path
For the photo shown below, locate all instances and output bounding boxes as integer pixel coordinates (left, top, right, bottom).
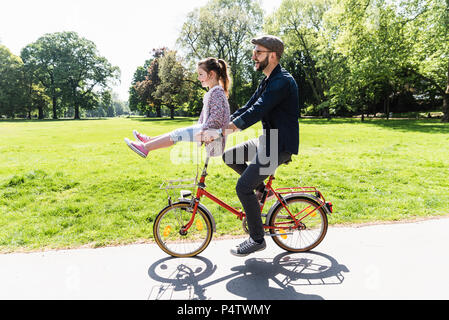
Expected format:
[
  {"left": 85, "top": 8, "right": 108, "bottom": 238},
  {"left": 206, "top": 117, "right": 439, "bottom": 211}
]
[{"left": 1, "top": 217, "right": 448, "bottom": 300}]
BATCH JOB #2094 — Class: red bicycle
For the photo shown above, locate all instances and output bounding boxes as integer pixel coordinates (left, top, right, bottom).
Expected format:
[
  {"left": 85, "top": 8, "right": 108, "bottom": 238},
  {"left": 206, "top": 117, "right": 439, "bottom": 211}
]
[{"left": 153, "top": 156, "right": 333, "bottom": 257}]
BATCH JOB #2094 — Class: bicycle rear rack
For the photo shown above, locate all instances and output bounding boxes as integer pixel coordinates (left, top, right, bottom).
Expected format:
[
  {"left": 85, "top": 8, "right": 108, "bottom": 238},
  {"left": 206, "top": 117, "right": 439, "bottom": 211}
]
[
  {"left": 275, "top": 186, "right": 333, "bottom": 214},
  {"left": 160, "top": 178, "right": 197, "bottom": 206},
  {"left": 275, "top": 186, "right": 325, "bottom": 201}
]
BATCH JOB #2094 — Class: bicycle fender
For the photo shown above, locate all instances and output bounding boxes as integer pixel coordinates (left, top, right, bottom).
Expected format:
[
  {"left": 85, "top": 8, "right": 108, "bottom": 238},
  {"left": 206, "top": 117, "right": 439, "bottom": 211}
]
[
  {"left": 176, "top": 200, "right": 217, "bottom": 233},
  {"left": 266, "top": 193, "right": 331, "bottom": 224},
  {"left": 290, "top": 193, "right": 332, "bottom": 215}
]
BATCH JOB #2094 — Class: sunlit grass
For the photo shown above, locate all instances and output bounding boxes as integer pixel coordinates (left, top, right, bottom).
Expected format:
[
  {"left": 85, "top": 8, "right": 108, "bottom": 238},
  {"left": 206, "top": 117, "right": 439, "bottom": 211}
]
[{"left": 1, "top": 117, "right": 448, "bottom": 252}]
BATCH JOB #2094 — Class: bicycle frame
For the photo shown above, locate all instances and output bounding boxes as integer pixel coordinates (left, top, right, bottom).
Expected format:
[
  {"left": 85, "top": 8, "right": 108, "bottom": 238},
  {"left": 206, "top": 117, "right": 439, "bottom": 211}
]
[{"left": 180, "top": 157, "right": 328, "bottom": 234}]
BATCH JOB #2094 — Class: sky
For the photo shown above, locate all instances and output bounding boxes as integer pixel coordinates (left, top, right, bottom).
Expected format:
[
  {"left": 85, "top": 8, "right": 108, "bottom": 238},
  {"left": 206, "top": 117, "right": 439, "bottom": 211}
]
[{"left": 0, "top": 0, "right": 283, "bottom": 102}]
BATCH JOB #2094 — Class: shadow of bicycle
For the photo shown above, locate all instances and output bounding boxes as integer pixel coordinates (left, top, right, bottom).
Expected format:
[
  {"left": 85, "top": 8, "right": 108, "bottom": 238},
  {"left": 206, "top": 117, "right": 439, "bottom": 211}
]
[{"left": 147, "top": 251, "right": 349, "bottom": 300}]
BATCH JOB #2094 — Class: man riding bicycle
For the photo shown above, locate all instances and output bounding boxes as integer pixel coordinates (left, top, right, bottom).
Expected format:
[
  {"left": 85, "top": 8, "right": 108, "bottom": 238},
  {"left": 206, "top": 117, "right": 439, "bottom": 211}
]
[{"left": 205, "top": 35, "right": 300, "bottom": 257}]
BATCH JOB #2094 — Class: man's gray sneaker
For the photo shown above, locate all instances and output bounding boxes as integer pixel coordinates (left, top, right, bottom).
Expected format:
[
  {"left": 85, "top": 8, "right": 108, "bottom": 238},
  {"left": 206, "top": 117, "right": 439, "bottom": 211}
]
[{"left": 230, "top": 237, "right": 266, "bottom": 257}]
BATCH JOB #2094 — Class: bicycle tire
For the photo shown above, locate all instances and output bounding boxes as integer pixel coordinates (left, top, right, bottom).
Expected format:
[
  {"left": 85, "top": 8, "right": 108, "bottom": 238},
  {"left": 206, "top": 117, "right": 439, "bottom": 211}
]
[
  {"left": 153, "top": 202, "right": 213, "bottom": 257},
  {"left": 268, "top": 195, "right": 328, "bottom": 252}
]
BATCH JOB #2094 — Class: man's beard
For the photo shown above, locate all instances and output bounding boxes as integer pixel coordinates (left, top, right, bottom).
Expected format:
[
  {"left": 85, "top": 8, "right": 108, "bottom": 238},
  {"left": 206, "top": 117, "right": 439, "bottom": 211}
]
[{"left": 254, "top": 56, "right": 269, "bottom": 72}]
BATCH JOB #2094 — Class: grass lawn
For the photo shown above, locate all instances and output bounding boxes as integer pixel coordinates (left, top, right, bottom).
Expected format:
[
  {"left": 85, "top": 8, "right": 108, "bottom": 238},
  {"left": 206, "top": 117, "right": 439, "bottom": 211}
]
[{"left": 1, "top": 117, "right": 448, "bottom": 252}]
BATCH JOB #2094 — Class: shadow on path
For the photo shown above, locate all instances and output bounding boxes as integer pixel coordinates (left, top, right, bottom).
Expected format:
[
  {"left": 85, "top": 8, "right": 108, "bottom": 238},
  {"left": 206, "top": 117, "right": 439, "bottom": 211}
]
[{"left": 147, "top": 251, "right": 349, "bottom": 300}]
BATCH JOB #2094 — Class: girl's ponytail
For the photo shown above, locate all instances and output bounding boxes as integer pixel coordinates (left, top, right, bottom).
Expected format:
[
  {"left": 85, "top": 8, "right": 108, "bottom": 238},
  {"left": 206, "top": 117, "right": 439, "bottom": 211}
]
[{"left": 217, "top": 59, "right": 231, "bottom": 98}]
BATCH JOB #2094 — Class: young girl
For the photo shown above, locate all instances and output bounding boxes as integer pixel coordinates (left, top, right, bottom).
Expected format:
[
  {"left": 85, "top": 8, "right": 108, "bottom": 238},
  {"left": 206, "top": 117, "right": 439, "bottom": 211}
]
[{"left": 124, "top": 57, "right": 231, "bottom": 158}]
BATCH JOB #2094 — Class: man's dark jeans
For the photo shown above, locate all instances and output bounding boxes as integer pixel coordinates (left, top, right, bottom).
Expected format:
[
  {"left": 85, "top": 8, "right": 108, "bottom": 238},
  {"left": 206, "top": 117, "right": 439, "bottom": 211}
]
[{"left": 222, "top": 137, "right": 292, "bottom": 242}]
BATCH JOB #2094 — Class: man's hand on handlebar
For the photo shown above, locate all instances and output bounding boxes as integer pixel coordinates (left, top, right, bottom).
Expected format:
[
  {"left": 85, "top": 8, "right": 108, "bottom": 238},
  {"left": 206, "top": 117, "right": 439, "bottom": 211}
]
[
  {"left": 201, "top": 128, "right": 222, "bottom": 143},
  {"left": 198, "top": 122, "right": 239, "bottom": 143}
]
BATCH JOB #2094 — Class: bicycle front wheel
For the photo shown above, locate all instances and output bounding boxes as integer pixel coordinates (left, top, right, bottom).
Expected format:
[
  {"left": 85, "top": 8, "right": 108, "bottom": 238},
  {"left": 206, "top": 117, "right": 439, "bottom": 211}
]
[
  {"left": 268, "top": 195, "right": 328, "bottom": 252},
  {"left": 153, "top": 202, "right": 213, "bottom": 257}
]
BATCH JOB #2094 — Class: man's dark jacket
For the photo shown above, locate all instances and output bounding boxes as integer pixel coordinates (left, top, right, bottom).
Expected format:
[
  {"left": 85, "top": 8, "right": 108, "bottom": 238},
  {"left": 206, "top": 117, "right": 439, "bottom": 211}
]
[{"left": 231, "top": 64, "right": 300, "bottom": 155}]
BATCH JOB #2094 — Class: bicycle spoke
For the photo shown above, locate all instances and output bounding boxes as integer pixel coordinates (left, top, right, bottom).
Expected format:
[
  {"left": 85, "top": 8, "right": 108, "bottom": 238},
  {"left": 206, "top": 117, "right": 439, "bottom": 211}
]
[
  {"left": 154, "top": 203, "right": 213, "bottom": 257},
  {"left": 269, "top": 196, "right": 328, "bottom": 252}
]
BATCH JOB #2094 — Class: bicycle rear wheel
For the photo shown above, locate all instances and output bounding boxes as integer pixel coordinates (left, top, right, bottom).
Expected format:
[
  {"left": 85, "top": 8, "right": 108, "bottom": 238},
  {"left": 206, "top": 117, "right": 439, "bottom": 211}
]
[
  {"left": 268, "top": 195, "right": 328, "bottom": 252},
  {"left": 153, "top": 202, "right": 213, "bottom": 257}
]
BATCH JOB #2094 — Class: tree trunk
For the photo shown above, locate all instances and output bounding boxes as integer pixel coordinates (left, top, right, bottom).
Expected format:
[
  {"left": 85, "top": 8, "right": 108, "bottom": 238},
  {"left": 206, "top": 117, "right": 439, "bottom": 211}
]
[
  {"left": 50, "top": 75, "right": 58, "bottom": 119},
  {"left": 442, "top": 93, "right": 449, "bottom": 122},
  {"left": 38, "top": 106, "right": 44, "bottom": 119},
  {"left": 298, "top": 61, "right": 322, "bottom": 105},
  {"left": 322, "top": 107, "right": 330, "bottom": 119},
  {"left": 52, "top": 96, "right": 57, "bottom": 119},
  {"left": 74, "top": 104, "right": 80, "bottom": 120},
  {"left": 385, "top": 97, "right": 390, "bottom": 120},
  {"left": 229, "top": 88, "right": 238, "bottom": 114},
  {"left": 295, "top": 36, "right": 326, "bottom": 105},
  {"left": 156, "top": 106, "right": 162, "bottom": 117},
  {"left": 229, "top": 71, "right": 239, "bottom": 113},
  {"left": 442, "top": 61, "right": 449, "bottom": 122},
  {"left": 170, "top": 105, "right": 174, "bottom": 119},
  {"left": 73, "top": 85, "right": 80, "bottom": 120}
]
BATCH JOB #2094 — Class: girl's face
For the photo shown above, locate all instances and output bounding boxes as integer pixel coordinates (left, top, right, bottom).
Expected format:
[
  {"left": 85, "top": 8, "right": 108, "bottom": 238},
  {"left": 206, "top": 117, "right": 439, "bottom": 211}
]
[{"left": 197, "top": 67, "right": 216, "bottom": 89}]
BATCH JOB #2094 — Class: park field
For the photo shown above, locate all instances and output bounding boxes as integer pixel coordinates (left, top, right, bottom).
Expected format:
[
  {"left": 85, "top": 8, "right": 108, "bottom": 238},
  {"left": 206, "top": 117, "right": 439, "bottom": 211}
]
[{"left": 1, "top": 117, "right": 448, "bottom": 252}]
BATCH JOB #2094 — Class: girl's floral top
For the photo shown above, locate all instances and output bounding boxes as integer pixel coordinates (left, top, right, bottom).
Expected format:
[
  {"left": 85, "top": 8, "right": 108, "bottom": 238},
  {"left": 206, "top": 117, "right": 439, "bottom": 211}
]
[{"left": 198, "top": 85, "right": 230, "bottom": 157}]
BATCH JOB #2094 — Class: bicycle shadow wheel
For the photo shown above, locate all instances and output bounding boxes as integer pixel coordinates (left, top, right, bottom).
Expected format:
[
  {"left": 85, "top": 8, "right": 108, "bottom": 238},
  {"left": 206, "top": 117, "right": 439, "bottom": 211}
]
[
  {"left": 225, "top": 251, "right": 349, "bottom": 300},
  {"left": 147, "top": 256, "right": 217, "bottom": 300},
  {"left": 272, "top": 251, "right": 350, "bottom": 286}
]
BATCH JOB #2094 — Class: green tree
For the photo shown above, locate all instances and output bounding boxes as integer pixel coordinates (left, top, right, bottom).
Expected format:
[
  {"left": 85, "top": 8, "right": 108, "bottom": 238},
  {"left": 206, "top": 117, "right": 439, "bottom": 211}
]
[
  {"left": 309, "top": 0, "right": 423, "bottom": 118},
  {"left": 132, "top": 48, "right": 167, "bottom": 117},
  {"left": 24, "top": 84, "right": 50, "bottom": 119},
  {"left": 57, "top": 32, "right": 120, "bottom": 119},
  {"left": 128, "top": 64, "right": 149, "bottom": 115},
  {"left": 328, "top": 0, "right": 412, "bottom": 118},
  {"left": 265, "top": 0, "right": 331, "bottom": 114},
  {"left": 264, "top": 0, "right": 448, "bottom": 119},
  {"left": 178, "top": 0, "right": 263, "bottom": 112},
  {"left": 20, "top": 56, "right": 52, "bottom": 119},
  {"left": 403, "top": 0, "right": 449, "bottom": 121},
  {"left": 154, "top": 50, "right": 191, "bottom": 119},
  {"left": 21, "top": 34, "right": 63, "bottom": 119},
  {"left": 0, "top": 45, "right": 27, "bottom": 118},
  {"left": 21, "top": 32, "right": 120, "bottom": 119}
]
